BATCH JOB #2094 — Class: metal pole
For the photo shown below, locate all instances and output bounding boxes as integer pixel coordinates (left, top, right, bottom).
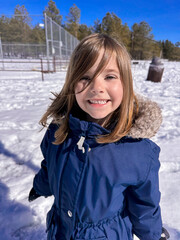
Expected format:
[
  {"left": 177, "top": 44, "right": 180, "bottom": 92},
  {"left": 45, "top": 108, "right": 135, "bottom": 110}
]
[
  {"left": 44, "top": 13, "right": 50, "bottom": 71},
  {"left": 71, "top": 35, "right": 73, "bottom": 55},
  {"left": 50, "top": 17, "right": 54, "bottom": 59},
  {"left": 0, "top": 37, "right": 5, "bottom": 70},
  {"left": 59, "top": 26, "right": 62, "bottom": 59},
  {"left": 65, "top": 30, "right": 67, "bottom": 59}
]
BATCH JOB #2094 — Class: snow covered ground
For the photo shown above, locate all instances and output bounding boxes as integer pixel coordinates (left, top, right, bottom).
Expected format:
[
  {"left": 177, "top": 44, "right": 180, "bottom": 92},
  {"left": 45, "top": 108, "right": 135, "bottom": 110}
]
[{"left": 0, "top": 60, "right": 180, "bottom": 239}]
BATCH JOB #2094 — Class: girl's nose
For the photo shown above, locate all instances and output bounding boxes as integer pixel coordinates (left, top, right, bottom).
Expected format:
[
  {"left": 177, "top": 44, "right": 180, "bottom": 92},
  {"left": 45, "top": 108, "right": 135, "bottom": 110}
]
[{"left": 90, "top": 78, "right": 104, "bottom": 94}]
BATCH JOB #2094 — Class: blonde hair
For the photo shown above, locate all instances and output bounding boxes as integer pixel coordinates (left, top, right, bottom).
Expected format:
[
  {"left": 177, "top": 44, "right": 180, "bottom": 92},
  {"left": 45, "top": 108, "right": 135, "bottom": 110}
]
[{"left": 40, "top": 33, "right": 138, "bottom": 144}]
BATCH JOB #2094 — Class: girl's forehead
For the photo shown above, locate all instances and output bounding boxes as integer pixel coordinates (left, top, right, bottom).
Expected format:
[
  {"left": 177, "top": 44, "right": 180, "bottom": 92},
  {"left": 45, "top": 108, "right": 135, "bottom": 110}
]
[{"left": 86, "top": 49, "right": 118, "bottom": 73}]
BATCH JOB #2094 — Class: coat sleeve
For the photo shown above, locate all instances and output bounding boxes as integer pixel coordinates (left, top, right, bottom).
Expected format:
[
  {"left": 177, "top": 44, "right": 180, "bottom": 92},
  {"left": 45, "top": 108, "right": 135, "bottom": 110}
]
[
  {"left": 127, "top": 141, "right": 162, "bottom": 240},
  {"left": 33, "top": 125, "right": 53, "bottom": 197}
]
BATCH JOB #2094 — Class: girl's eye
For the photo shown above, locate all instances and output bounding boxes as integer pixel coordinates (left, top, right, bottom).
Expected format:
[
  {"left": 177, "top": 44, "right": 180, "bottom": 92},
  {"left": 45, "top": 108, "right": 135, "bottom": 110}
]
[
  {"left": 80, "top": 76, "right": 91, "bottom": 81},
  {"left": 105, "top": 75, "right": 117, "bottom": 80}
]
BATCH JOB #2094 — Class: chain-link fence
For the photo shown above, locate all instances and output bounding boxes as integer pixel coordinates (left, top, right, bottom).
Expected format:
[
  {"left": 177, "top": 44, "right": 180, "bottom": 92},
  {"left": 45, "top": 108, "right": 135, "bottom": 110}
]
[
  {"left": 44, "top": 14, "right": 79, "bottom": 60},
  {"left": 2, "top": 43, "right": 46, "bottom": 59},
  {"left": 0, "top": 14, "right": 79, "bottom": 61}
]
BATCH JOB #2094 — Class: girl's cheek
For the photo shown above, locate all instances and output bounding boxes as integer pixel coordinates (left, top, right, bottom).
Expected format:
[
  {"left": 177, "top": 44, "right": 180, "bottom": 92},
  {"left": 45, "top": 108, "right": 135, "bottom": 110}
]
[
  {"left": 75, "top": 81, "right": 88, "bottom": 93},
  {"left": 75, "top": 82, "right": 83, "bottom": 93}
]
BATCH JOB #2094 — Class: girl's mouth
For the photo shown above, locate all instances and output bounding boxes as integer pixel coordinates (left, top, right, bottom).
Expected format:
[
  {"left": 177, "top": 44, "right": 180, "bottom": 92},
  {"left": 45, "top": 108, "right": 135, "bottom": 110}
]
[{"left": 88, "top": 100, "right": 109, "bottom": 105}]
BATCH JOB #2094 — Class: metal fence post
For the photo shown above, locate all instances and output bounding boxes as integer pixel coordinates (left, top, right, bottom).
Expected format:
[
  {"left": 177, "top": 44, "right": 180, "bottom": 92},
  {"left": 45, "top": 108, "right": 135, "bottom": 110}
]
[
  {"left": 59, "top": 25, "right": 62, "bottom": 59},
  {"left": 44, "top": 13, "right": 50, "bottom": 71},
  {"left": 71, "top": 35, "right": 73, "bottom": 54},
  {"left": 50, "top": 17, "right": 54, "bottom": 57},
  {"left": 0, "top": 37, "right": 5, "bottom": 70},
  {"left": 65, "top": 30, "right": 67, "bottom": 58}
]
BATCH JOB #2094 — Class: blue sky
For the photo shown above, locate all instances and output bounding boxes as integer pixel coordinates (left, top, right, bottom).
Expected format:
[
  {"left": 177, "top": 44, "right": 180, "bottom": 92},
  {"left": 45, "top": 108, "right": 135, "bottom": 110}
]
[{"left": 0, "top": 0, "right": 180, "bottom": 44}]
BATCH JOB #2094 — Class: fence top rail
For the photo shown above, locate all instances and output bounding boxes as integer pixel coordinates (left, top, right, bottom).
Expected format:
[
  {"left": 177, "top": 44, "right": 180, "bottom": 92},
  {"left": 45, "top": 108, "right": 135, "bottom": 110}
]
[
  {"left": 2, "top": 43, "right": 46, "bottom": 46},
  {"left": 0, "top": 59, "right": 70, "bottom": 63},
  {"left": 0, "top": 69, "right": 42, "bottom": 72},
  {"left": 0, "top": 60, "right": 42, "bottom": 63}
]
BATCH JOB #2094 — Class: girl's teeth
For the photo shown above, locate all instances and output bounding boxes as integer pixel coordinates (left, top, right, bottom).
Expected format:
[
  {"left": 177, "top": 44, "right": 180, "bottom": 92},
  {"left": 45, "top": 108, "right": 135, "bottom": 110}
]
[{"left": 89, "top": 100, "right": 107, "bottom": 104}]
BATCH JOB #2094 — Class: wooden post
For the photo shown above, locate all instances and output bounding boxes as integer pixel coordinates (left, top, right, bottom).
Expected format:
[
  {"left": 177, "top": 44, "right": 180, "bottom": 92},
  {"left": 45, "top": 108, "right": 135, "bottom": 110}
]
[
  {"left": 53, "top": 55, "right": 56, "bottom": 73},
  {"left": 41, "top": 58, "right": 44, "bottom": 81}
]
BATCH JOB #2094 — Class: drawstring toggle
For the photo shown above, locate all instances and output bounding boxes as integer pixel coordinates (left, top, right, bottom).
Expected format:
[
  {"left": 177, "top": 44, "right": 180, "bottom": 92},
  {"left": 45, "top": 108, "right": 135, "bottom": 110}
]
[{"left": 77, "top": 136, "right": 85, "bottom": 153}]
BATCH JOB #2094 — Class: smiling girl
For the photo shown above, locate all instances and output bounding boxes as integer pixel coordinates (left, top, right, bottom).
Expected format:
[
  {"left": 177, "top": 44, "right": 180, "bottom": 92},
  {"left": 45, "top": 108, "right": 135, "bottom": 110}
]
[{"left": 29, "top": 34, "right": 169, "bottom": 240}]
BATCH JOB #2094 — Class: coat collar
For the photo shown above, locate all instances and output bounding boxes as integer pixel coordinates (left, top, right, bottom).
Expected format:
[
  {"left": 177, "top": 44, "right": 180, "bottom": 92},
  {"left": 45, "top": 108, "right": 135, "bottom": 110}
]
[
  {"left": 68, "top": 95, "right": 162, "bottom": 140},
  {"left": 69, "top": 114, "right": 110, "bottom": 138}
]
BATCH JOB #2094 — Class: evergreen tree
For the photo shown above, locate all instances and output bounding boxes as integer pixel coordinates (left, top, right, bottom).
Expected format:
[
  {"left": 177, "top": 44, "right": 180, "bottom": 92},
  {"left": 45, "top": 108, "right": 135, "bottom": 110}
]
[
  {"left": 97, "top": 12, "right": 131, "bottom": 48},
  {"left": 8, "top": 5, "right": 32, "bottom": 43},
  {"left": 30, "top": 24, "right": 46, "bottom": 43},
  {"left": 161, "top": 40, "right": 175, "bottom": 59},
  {"left": 175, "top": 41, "right": 180, "bottom": 47},
  {"left": 65, "top": 4, "right": 81, "bottom": 38},
  {"left": 173, "top": 46, "right": 180, "bottom": 61},
  {"left": 0, "top": 15, "right": 10, "bottom": 42},
  {"left": 120, "top": 23, "right": 131, "bottom": 50},
  {"left": 78, "top": 24, "right": 92, "bottom": 40},
  {"left": 101, "top": 12, "right": 116, "bottom": 35},
  {"left": 110, "top": 13, "right": 122, "bottom": 42},
  {"left": 173, "top": 42, "right": 180, "bottom": 61},
  {"left": 43, "top": 0, "right": 62, "bottom": 25},
  {"left": 101, "top": 12, "right": 121, "bottom": 41},
  {"left": 92, "top": 18, "right": 102, "bottom": 33},
  {"left": 131, "top": 21, "right": 155, "bottom": 59}
]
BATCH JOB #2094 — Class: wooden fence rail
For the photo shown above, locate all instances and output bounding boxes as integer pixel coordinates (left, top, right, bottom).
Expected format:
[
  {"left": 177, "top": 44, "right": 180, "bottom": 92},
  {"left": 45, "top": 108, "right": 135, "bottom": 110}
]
[{"left": 0, "top": 57, "right": 69, "bottom": 81}]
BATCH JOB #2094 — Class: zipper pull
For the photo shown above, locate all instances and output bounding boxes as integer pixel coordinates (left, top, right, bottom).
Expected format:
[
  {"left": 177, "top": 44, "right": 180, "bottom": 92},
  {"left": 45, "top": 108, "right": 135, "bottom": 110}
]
[{"left": 77, "top": 136, "right": 85, "bottom": 153}]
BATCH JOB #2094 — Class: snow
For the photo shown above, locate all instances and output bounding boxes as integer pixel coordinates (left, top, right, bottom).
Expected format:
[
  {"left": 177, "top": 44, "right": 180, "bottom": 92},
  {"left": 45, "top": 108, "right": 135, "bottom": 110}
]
[{"left": 0, "top": 60, "right": 180, "bottom": 239}]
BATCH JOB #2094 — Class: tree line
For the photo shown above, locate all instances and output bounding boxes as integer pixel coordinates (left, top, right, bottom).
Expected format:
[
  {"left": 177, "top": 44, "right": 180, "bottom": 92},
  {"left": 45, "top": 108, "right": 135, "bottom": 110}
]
[{"left": 0, "top": 0, "right": 179, "bottom": 60}]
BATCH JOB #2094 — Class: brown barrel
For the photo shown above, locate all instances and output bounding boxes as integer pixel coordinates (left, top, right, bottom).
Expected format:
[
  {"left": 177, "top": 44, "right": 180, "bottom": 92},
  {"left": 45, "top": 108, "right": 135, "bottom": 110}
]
[{"left": 147, "top": 57, "right": 164, "bottom": 82}]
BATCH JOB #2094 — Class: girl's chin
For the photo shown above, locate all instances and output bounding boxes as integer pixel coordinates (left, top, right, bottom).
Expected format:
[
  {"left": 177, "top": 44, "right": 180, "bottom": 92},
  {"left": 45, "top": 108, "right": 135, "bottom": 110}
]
[{"left": 85, "top": 114, "right": 110, "bottom": 126}]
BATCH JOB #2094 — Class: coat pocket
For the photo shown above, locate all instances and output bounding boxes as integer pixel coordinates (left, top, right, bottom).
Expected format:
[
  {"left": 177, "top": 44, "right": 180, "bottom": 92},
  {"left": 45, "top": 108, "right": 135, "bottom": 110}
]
[{"left": 46, "top": 206, "right": 57, "bottom": 240}]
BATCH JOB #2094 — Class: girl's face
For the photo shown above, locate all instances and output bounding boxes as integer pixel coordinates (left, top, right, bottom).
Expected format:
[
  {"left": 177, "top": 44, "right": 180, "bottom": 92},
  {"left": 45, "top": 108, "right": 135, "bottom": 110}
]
[{"left": 75, "top": 49, "right": 123, "bottom": 124}]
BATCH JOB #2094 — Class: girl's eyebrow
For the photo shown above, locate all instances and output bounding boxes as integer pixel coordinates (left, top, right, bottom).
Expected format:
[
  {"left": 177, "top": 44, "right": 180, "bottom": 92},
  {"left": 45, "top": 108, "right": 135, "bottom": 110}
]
[
  {"left": 104, "top": 69, "right": 120, "bottom": 74},
  {"left": 84, "top": 68, "right": 120, "bottom": 76}
]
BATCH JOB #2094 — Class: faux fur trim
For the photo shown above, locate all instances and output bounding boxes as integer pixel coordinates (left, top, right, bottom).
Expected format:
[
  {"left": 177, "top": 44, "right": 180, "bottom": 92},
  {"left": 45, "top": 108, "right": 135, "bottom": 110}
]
[{"left": 128, "top": 95, "right": 162, "bottom": 139}]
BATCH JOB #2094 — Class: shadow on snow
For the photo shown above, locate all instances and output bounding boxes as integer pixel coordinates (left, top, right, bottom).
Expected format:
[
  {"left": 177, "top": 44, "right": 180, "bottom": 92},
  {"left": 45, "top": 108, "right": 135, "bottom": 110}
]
[{"left": 0, "top": 141, "right": 40, "bottom": 173}]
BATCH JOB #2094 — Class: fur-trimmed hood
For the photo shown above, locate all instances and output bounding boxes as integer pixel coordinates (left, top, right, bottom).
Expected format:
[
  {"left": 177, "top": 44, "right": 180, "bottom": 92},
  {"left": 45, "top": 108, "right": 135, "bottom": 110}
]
[{"left": 129, "top": 95, "right": 162, "bottom": 139}]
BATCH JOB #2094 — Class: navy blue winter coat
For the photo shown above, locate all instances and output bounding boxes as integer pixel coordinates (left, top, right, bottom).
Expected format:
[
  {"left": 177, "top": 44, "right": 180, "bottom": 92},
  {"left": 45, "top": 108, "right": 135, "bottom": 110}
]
[{"left": 33, "top": 99, "right": 163, "bottom": 240}]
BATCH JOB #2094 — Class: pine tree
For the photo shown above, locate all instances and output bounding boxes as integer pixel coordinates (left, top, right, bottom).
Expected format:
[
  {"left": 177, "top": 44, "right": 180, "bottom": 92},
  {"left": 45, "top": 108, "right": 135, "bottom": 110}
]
[
  {"left": 131, "top": 21, "right": 155, "bottom": 59},
  {"left": 173, "top": 46, "right": 180, "bottom": 60},
  {"left": 43, "top": 0, "right": 62, "bottom": 25},
  {"left": 175, "top": 42, "right": 180, "bottom": 47},
  {"left": 120, "top": 23, "right": 131, "bottom": 50},
  {"left": 30, "top": 24, "right": 46, "bottom": 43},
  {"left": 97, "top": 12, "right": 131, "bottom": 48},
  {"left": 78, "top": 24, "right": 92, "bottom": 40},
  {"left": 110, "top": 13, "right": 122, "bottom": 42},
  {"left": 65, "top": 4, "right": 81, "bottom": 38},
  {"left": 92, "top": 18, "right": 102, "bottom": 33},
  {"left": 101, "top": 12, "right": 116, "bottom": 35},
  {"left": 8, "top": 5, "right": 32, "bottom": 43},
  {"left": 0, "top": 15, "right": 10, "bottom": 42},
  {"left": 162, "top": 40, "right": 175, "bottom": 59},
  {"left": 152, "top": 41, "right": 162, "bottom": 58},
  {"left": 101, "top": 12, "right": 122, "bottom": 40}
]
